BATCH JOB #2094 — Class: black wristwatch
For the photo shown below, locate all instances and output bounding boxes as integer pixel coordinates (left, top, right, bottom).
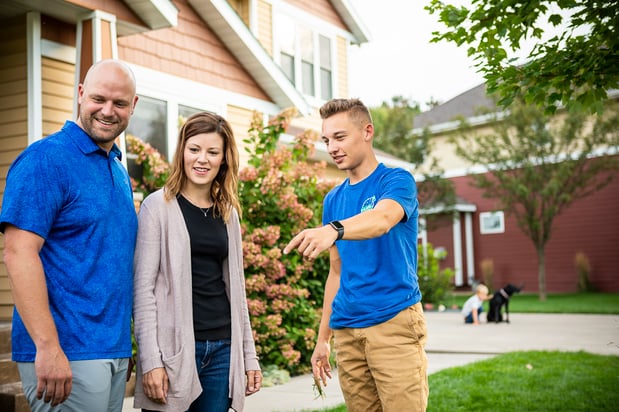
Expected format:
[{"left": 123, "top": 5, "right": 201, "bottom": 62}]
[{"left": 328, "top": 220, "right": 344, "bottom": 241}]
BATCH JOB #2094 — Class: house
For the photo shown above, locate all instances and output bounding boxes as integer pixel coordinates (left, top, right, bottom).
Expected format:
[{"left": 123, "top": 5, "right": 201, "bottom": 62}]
[
  {"left": 414, "top": 84, "right": 619, "bottom": 293},
  {"left": 0, "top": 0, "right": 372, "bottom": 321},
  {"left": 0, "top": 0, "right": 374, "bottom": 407}
]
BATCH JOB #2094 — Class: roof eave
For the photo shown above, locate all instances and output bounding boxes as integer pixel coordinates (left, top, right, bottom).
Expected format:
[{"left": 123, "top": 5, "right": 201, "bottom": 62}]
[
  {"left": 122, "top": 0, "right": 178, "bottom": 30},
  {"left": 331, "top": 0, "right": 371, "bottom": 44}
]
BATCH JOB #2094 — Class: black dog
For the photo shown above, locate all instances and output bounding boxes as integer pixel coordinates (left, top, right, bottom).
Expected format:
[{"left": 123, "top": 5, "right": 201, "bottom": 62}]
[{"left": 487, "top": 284, "right": 522, "bottom": 323}]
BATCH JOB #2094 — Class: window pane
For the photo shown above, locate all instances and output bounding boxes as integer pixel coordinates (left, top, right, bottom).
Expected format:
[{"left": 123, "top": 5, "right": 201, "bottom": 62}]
[
  {"left": 319, "top": 35, "right": 331, "bottom": 69},
  {"left": 300, "top": 27, "right": 313, "bottom": 62},
  {"left": 319, "top": 35, "right": 332, "bottom": 99},
  {"left": 127, "top": 95, "right": 167, "bottom": 156},
  {"left": 302, "top": 61, "right": 314, "bottom": 96},
  {"left": 179, "top": 105, "right": 202, "bottom": 128},
  {"left": 320, "top": 68, "right": 332, "bottom": 100},
  {"left": 125, "top": 95, "right": 167, "bottom": 184},
  {"left": 279, "top": 15, "right": 295, "bottom": 54},
  {"left": 281, "top": 52, "right": 295, "bottom": 83}
]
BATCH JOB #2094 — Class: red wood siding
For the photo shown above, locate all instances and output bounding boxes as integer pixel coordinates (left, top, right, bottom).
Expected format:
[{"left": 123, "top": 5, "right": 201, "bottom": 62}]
[
  {"left": 117, "top": 0, "right": 270, "bottom": 101},
  {"left": 41, "top": 15, "right": 76, "bottom": 46},
  {"left": 426, "top": 163, "right": 619, "bottom": 293},
  {"left": 425, "top": 214, "right": 455, "bottom": 274}
]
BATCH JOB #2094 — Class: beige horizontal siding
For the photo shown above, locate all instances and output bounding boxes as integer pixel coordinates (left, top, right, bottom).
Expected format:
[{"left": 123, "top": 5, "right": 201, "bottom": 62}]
[
  {"left": 0, "top": 16, "right": 27, "bottom": 321},
  {"left": 257, "top": 0, "right": 273, "bottom": 56}
]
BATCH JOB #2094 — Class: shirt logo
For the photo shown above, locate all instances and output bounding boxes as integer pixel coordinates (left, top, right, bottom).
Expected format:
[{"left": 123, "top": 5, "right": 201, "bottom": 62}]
[{"left": 360, "top": 196, "right": 376, "bottom": 213}]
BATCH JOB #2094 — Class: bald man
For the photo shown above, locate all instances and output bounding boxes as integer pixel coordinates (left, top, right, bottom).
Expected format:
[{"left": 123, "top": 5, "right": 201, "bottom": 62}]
[{"left": 1, "top": 59, "right": 139, "bottom": 411}]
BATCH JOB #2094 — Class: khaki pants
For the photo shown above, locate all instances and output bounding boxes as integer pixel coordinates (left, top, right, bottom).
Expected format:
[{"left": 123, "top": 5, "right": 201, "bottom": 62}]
[{"left": 333, "top": 302, "right": 428, "bottom": 412}]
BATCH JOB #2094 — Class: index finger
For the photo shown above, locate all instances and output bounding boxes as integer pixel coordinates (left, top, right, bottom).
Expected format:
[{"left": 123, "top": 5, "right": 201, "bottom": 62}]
[
  {"left": 283, "top": 232, "right": 303, "bottom": 254},
  {"left": 36, "top": 378, "right": 46, "bottom": 400},
  {"left": 63, "top": 378, "right": 72, "bottom": 404}
]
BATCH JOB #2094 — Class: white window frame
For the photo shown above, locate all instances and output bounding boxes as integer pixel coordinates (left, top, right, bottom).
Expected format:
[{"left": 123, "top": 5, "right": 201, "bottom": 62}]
[
  {"left": 479, "top": 211, "right": 505, "bottom": 234},
  {"left": 273, "top": 7, "right": 340, "bottom": 105},
  {"left": 127, "top": 64, "right": 279, "bottom": 159}
]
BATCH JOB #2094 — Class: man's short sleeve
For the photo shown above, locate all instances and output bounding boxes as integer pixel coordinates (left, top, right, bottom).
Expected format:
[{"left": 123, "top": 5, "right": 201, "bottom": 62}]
[
  {"left": 0, "top": 148, "right": 64, "bottom": 238},
  {"left": 380, "top": 168, "right": 418, "bottom": 221}
]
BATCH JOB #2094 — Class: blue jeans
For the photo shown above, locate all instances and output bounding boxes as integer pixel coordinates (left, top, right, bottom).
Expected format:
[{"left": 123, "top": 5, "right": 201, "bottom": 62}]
[
  {"left": 188, "top": 339, "right": 232, "bottom": 412},
  {"left": 464, "top": 306, "right": 484, "bottom": 323}
]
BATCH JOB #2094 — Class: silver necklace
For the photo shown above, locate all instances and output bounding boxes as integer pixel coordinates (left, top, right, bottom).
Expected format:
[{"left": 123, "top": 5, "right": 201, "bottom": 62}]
[
  {"left": 182, "top": 193, "right": 211, "bottom": 217},
  {"left": 196, "top": 205, "right": 210, "bottom": 217}
]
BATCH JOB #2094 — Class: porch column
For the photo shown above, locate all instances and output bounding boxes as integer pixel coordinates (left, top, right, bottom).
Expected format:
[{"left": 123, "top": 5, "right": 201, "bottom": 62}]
[
  {"left": 464, "top": 212, "right": 475, "bottom": 284},
  {"left": 76, "top": 10, "right": 118, "bottom": 81},
  {"left": 452, "top": 213, "right": 463, "bottom": 286},
  {"left": 73, "top": 10, "right": 118, "bottom": 116}
]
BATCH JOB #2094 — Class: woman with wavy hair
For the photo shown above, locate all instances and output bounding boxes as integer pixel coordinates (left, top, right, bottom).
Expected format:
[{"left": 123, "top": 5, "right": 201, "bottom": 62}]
[{"left": 133, "top": 112, "right": 262, "bottom": 411}]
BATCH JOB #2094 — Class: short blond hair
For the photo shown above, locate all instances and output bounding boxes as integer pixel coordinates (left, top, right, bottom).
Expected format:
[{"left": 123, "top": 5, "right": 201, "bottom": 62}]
[
  {"left": 476, "top": 284, "right": 489, "bottom": 296},
  {"left": 319, "top": 98, "right": 372, "bottom": 128}
]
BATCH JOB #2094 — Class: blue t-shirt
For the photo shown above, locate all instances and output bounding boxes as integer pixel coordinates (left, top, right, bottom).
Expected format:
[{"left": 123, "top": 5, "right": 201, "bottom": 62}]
[
  {"left": 323, "top": 163, "right": 421, "bottom": 329},
  {"left": 0, "top": 121, "right": 138, "bottom": 362}
]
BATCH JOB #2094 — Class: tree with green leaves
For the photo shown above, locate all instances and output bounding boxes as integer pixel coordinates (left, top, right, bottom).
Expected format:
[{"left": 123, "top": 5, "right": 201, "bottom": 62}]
[
  {"left": 451, "top": 101, "right": 619, "bottom": 300},
  {"left": 371, "top": 96, "right": 423, "bottom": 163},
  {"left": 371, "top": 96, "right": 456, "bottom": 224},
  {"left": 427, "top": 0, "right": 619, "bottom": 114}
]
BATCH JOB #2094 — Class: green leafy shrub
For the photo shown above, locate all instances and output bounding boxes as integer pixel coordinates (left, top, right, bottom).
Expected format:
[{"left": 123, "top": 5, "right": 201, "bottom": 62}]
[
  {"left": 418, "top": 243, "right": 454, "bottom": 305},
  {"left": 240, "top": 109, "right": 337, "bottom": 375},
  {"left": 575, "top": 252, "right": 595, "bottom": 292},
  {"left": 261, "top": 364, "right": 291, "bottom": 387}
]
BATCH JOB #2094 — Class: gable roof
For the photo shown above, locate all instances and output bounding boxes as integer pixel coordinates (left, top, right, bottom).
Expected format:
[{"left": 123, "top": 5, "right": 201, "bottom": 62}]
[
  {"left": 188, "top": 0, "right": 312, "bottom": 115},
  {"left": 413, "top": 83, "right": 497, "bottom": 130},
  {"left": 188, "top": 0, "right": 370, "bottom": 116}
]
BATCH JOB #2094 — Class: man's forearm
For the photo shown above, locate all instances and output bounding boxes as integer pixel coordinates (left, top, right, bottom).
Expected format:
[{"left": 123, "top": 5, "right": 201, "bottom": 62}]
[
  {"left": 316, "top": 270, "right": 340, "bottom": 343},
  {"left": 4, "top": 228, "right": 61, "bottom": 350},
  {"left": 337, "top": 199, "right": 405, "bottom": 240}
]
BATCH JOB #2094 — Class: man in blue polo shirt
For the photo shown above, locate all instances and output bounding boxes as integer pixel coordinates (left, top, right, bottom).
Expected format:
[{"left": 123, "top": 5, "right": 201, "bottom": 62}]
[{"left": 0, "top": 59, "right": 139, "bottom": 410}]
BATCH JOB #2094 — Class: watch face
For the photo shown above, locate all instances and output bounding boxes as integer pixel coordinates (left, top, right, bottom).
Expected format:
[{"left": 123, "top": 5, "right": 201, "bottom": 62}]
[{"left": 331, "top": 220, "right": 343, "bottom": 230}]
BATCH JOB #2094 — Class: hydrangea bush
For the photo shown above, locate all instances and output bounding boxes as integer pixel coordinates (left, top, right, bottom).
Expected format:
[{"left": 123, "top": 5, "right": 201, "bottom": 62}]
[{"left": 239, "top": 109, "right": 336, "bottom": 374}]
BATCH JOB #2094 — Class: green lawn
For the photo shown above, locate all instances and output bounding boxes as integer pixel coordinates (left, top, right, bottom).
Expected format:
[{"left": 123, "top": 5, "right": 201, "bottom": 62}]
[
  {"left": 305, "top": 351, "right": 619, "bottom": 412},
  {"left": 427, "top": 351, "right": 619, "bottom": 411},
  {"left": 443, "top": 292, "right": 619, "bottom": 314},
  {"left": 303, "top": 293, "right": 619, "bottom": 412}
]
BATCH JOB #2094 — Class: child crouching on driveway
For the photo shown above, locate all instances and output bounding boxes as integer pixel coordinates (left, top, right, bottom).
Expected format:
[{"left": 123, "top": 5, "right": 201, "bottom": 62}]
[{"left": 462, "top": 284, "right": 489, "bottom": 324}]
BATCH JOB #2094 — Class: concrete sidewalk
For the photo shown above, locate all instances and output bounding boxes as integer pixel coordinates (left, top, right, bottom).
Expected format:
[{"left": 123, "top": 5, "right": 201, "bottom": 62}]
[{"left": 123, "top": 312, "right": 619, "bottom": 412}]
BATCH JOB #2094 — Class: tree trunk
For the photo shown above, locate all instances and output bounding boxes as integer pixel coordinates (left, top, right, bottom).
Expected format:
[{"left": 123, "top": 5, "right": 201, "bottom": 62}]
[{"left": 537, "top": 247, "right": 547, "bottom": 301}]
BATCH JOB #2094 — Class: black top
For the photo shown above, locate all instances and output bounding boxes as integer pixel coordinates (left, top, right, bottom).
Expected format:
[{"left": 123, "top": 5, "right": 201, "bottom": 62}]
[{"left": 178, "top": 195, "right": 231, "bottom": 341}]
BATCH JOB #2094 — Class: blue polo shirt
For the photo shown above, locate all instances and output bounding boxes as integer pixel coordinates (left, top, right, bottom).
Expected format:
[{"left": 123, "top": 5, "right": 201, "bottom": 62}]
[
  {"left": 322, "top": 163, "right": 421, "bottom": 329},
  {"left": 0, "top": 121, "right": 138, "bottom": 362}
]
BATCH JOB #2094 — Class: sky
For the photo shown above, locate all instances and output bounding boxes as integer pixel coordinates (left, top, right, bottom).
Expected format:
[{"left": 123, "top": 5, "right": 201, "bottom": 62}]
[
  {"left": 347, "top": 1, "right": 578, "bottom": 111},
  {"left": 348, "top": 0, "right": 485, "bottom": 110}
]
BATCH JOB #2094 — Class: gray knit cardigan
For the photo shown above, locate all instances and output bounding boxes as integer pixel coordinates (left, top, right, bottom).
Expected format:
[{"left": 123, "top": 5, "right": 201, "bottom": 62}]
[{"left": 133, "top": 189, "right": 260, "bottom": 411}]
